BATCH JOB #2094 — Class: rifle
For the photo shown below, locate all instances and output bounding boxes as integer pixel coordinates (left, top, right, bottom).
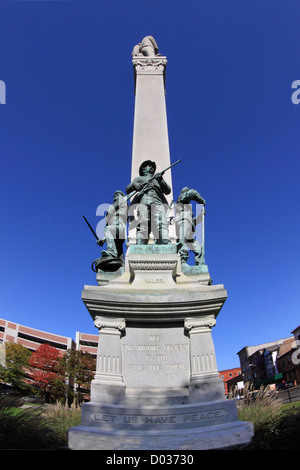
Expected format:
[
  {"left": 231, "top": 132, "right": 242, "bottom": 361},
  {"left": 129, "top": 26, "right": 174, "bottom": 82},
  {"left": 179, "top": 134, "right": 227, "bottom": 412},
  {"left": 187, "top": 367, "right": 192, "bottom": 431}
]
[
  {"left": 125, "top": 159, "right": 181, "bottom": 201},
  {"left": 82, "top": 215, "right": 105, "bottom": 246}
]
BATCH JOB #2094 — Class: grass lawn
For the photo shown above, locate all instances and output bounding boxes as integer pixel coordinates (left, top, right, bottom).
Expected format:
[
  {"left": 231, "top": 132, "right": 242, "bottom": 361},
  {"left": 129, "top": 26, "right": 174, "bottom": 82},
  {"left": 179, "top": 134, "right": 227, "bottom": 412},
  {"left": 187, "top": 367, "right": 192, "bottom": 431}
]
[
  {"left": 0, "top": 397, "right": 81, "bottom": 449},
  {"left": 239, "top": 399, "right": 300, "bottom": 450}
]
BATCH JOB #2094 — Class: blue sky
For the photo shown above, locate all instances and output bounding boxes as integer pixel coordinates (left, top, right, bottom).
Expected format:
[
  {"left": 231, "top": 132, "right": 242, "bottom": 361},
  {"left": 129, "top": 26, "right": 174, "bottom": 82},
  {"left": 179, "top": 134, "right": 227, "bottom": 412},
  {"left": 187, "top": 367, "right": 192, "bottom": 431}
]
[{"left": 0, "top": 0, "right": 299, "bottom": 371}]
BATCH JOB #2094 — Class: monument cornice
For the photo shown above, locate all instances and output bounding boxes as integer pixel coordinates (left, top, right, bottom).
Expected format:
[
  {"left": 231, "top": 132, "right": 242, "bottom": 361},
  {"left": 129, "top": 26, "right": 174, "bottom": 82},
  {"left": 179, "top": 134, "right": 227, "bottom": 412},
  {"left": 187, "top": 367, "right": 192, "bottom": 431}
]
[
  {"left": 82, "top": 285, "right": 227, "bottom": 323},
  {"left": 132, "top": 56, "right": 167, "bottom": 68},
  {"left": 132, "top": 56, "right": 167, "bottom": 92}
]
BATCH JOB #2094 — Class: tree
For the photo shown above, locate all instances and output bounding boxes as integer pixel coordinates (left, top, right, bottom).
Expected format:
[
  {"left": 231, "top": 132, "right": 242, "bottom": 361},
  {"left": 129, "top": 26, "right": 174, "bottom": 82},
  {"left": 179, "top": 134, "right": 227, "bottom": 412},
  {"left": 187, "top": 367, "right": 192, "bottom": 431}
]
[
  {"left": 57, "top": 350, "right": 95, "bottom": 403},
  {"left": 28, "top": 343, "right": 63, "bottom": 400},
  {"left": 0, "top": 342, "right": 32, "bottom": 392}
]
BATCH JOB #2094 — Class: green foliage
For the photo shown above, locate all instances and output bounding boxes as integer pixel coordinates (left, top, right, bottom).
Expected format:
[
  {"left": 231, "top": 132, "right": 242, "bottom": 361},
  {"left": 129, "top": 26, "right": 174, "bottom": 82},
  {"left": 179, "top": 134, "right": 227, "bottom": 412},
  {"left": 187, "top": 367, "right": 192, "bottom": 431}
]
[
  {"left": 238, "top": 383, "right": 281, "bottom": 427},
  {"left": 0, "top": 342, "right": 32, "bottom": 392},
  {"left": 56, "top": 350, "right": 95, "bottom": 404},
  {"left": 237, "top": 384, "right": 300, "bottom": 450},
  {"left": 1, "top": 391, "right": 300, "bottom": 449},
  {"left": 0, "top": 396, "right": 81, "bottom": 449},
  {"left": 0, "top": 342, "right": 96, "bottom": 404},
  {"left": 240, "top": 405, "right": 300, "bottom": 450},
  {"left": 43, "top": 401, "right": 81, "bottom": 446},
  {"left": 0, "top": 396, "right": 60, "bottom": 449}
]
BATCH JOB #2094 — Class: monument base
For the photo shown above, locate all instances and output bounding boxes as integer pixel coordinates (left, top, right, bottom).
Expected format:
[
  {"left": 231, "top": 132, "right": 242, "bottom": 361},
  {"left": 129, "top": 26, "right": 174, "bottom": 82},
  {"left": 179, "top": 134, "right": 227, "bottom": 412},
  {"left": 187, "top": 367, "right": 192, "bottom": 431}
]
[
  {"left": 69, "top": 245, "right": 254, "bottom": 450},
  {"left": 68, "top": 419, "right": 253, "bottom": 451},
  {"left": 69, "top": 395, "right": 253, "bottom": 450}
]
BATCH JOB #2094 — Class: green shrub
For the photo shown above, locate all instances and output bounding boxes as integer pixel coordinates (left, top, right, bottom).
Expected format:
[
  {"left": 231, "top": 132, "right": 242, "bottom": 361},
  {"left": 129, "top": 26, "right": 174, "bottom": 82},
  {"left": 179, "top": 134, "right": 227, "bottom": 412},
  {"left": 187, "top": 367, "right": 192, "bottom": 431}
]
[
  {"left": 42, "top": 401, "right": 81, "bottom": 446},
  {"left": 0, "top": 396, "right": 60, "bottom": 449},
  {"left": 237, "top": 384, "right": 300, "bottom": 450},
  {"left": 0, "top": 396, "right": 81, "bottom": 449}
]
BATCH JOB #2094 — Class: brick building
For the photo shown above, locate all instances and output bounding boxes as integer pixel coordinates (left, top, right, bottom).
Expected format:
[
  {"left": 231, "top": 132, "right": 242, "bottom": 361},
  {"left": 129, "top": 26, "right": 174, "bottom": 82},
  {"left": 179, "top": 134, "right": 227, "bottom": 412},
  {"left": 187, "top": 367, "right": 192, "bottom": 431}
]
[
  {"left": 219, "top": 367, "right": 241, "bottom": 395},
  {"left": 237, "top": 337, "right": 291, "bottom": 387},
  {"left": 276, "top": 328, "right": 300, "bottom": 385},
  {"left": 237, "top": 326, "right": 300, "bottom": 388}
]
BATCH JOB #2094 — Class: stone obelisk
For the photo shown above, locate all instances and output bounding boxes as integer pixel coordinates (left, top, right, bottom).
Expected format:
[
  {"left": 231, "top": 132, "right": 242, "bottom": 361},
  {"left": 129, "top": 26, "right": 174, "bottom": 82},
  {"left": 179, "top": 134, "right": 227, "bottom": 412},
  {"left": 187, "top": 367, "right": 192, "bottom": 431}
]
[{"left": 129, "top": 37, "right": 175, "bottom": 243}]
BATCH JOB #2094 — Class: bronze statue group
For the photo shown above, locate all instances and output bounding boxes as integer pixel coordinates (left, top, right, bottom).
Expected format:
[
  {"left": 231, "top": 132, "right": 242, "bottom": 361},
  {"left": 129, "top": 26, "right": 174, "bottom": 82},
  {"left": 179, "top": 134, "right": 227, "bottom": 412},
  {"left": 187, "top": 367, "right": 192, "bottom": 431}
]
[{"left": 89, "top": 160, "right": 206, "bottom": 273}]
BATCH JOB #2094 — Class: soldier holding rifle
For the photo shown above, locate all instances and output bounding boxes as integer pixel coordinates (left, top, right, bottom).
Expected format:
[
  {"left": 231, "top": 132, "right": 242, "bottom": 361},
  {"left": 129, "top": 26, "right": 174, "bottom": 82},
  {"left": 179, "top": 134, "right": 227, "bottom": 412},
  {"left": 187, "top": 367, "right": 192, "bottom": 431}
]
[
  {"left": 126, "top": 160, "right": 179, "bottom": 245},
  {"left": 83, "top": 159, "right": 180, "bottom": 271}
]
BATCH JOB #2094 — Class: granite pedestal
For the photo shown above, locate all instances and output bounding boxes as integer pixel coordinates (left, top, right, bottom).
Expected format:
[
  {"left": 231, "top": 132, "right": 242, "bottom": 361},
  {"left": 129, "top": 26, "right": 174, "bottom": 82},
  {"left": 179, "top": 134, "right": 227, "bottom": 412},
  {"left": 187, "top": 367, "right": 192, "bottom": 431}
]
[{"left": 68, "top": 245, "right": 253, "bottom": 450}]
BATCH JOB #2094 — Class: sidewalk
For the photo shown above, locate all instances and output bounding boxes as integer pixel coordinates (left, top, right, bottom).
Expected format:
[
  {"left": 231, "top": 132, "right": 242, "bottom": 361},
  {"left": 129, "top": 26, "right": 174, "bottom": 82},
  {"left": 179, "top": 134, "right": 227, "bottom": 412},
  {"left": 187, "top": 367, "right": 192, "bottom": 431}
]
[{"left": 277, "top": 385, "right": 300, "bottom": 404}]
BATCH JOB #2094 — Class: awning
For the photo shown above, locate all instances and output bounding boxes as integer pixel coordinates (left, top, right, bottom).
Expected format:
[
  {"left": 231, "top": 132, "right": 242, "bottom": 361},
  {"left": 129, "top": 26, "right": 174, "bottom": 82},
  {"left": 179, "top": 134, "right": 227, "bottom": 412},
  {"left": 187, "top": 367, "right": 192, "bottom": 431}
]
[{"left": 254, "top": 373, "right": 283, "bottom": 388}]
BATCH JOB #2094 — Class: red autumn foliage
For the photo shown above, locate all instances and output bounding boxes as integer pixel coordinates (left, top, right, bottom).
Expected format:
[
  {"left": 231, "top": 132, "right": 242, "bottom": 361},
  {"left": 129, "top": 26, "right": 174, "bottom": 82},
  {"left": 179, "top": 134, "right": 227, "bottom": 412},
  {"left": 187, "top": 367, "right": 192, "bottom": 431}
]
[{"left": 28, "top": 343, "right": 62, "bottom": 393}]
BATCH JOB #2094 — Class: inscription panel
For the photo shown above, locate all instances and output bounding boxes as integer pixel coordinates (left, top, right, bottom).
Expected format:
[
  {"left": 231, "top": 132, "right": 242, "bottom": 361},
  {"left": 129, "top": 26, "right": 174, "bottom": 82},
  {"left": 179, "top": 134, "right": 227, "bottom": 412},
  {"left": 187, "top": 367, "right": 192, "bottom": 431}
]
[
  {"left": 121, "top": 326, "right": 190, "bottom": 388},
  {"left": 89, "top": 408, "right": 228, "bottom": 429}
]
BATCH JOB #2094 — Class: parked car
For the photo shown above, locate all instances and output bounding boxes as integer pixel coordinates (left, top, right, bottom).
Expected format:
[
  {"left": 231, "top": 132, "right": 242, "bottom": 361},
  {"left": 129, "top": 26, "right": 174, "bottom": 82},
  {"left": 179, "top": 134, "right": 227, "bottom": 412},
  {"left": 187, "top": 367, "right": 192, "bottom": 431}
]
[
  {"left": 276, "top": 382, "right": 295, "bottom": 391},
  {"left": 285, "top": 382, "right": 295, "bottom": 388}
]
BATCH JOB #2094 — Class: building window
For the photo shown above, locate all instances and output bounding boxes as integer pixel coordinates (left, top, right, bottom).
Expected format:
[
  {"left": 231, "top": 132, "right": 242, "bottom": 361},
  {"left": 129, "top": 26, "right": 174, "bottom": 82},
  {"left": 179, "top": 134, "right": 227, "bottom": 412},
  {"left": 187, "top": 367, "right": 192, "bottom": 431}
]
[{"left": 17, "top": 332, "right": 68, "bottom": 350}]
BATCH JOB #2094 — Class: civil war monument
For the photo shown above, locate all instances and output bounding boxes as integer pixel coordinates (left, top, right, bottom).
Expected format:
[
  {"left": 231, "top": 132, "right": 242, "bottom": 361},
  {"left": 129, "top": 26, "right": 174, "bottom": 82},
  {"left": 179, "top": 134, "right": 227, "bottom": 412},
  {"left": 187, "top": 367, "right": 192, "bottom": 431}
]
[{"left": 68, "top": 36, "right": 254, "bottom": 450}]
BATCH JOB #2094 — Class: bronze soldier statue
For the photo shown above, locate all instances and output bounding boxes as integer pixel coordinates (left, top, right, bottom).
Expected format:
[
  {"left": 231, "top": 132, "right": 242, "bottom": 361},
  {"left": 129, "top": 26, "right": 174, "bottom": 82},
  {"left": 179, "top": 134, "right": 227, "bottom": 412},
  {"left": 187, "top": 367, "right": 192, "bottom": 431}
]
[
  {"left": 92, "top": 190, "right": 128, "bottom": 271},
  {"left": 175, "top": 187, "right": 206, "bottom": 266},
  {"left": 126, "top": 160, "right": 171, "bottom": 245}
]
